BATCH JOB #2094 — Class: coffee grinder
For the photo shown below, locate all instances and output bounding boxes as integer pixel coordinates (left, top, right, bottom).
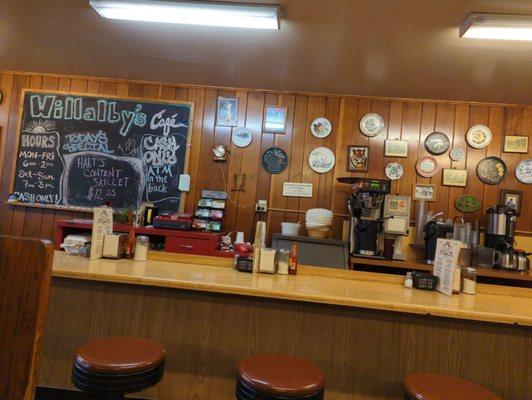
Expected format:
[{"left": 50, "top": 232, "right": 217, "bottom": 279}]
[
  {"left": 485, "top": 205, "right": 516, "bottom": 252},
  {"left": 338, "top": 177, "right": 391, "bottom": 258},
  {"left": 383, "top": 195, "right": 411, "bottom": 261}
]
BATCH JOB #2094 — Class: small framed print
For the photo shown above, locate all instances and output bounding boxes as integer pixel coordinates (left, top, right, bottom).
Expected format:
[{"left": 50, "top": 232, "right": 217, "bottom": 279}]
[
  {"left": 384, "top": 139, "right": 408, "bottom": 157},
  {"left": 263, "top": 105, "right": 287, "bottom": 133},
  {"left": 412, "top": 184, "right": 436, "bottom": 202},
  {"left": 347, "top": 145, "right": 369, "bottom": 172},
  {"left": 499, "top": 189, "right": 523, "bottom": 216},
  {"left": 216, "top": 97, "right": 238, "bottom": 127},
  {"left": 442, "top": 169, "right": 467, "bottom": 187},
  {"left": 503, "top": 135, "right": 528, "bottom": 154}
]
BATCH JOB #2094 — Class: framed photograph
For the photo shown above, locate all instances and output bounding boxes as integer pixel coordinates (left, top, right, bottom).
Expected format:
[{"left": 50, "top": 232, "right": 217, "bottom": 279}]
[
  {"left": 503, "top": 135, "right": 528, "bottom": 154},
  {"left": 442, "top": 169, "right": 467, "bottom": 187},
  {"left": 347, "top": 145, "right": 369, "bottom": 172},
  {"left": 263, "top": 105, "right": 287, "bottom": 133},
  {"left": 384, "top": 139, "right": 408, "bottom": 157},
  {"left": 499, "top": 189, "right": 523, "bottom": 216},
  {"left": 412, "top": 184, "right": 436, "bottom": 202},
  {"left": 216, "top": 97, "right": 238, "bottom": 127}
]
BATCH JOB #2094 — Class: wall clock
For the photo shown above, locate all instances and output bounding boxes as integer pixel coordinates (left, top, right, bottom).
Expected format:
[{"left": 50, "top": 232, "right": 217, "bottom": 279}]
[
  {"left": 385, "top": 162, "right": 404, "bottom": 180},
  {"left": 262, "top": 147, "right": 288, "bottom": 174},
  {"left": 515, "top": 159, "right": 532, "bottom": 184},
  {"left": 467, "top": 125, "right": 492, "bottom": 149},
  {"left": 424, "top": 132, "right": 450, "bottom": 155},
  {"left": 416, "top": 156, "right": 439, "bottom": 177},
  {"left": 311, "top": 117, "right": 332, "bottom": 138},
  {"left": 477, "top": 156, "right": 507, "bottom": 185},
  {"left": 212, "top": 144, "right": 230, "bottom": 161},
  {"left": 308, "top": 147, "right": 335, "bottom": 173},
  {"left": 359, "top": 113, "right": 384, "bottom": 137},
  {"left": 232, "top": 127, "right": 253, "bottom": 148}
]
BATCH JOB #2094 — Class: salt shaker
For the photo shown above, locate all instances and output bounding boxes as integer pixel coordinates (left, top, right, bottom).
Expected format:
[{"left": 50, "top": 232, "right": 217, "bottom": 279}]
[{"left": 134, "top": 235, "right": 149, "bottom": 261}]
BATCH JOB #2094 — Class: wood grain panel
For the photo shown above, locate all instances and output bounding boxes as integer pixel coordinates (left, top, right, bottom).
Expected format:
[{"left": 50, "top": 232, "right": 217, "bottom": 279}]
[{"left": 0, "top": 71, "right": 531, "bottom": 245}]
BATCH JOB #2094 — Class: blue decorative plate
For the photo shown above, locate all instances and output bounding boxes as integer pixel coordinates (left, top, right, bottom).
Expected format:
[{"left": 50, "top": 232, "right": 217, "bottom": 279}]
[{"left": 262, "top": 147, "right": 288, "bottom": 174}]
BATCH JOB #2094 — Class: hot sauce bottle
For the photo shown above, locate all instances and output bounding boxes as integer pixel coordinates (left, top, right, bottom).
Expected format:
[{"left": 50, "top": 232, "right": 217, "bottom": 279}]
[
  {"left": 125, "top": 226, "right": 136, "bottom": 259},
  {"left": 289, "top": 242, "right": 298, "bottom": 275}
]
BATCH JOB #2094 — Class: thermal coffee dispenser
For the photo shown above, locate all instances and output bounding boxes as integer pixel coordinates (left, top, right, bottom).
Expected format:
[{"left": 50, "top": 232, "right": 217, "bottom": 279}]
[
  {"left": 337, "top": 177, "right": 391, "bottom": 258},
  {"left": 485, "top": 205, "right": 516, "bottom": 252}
]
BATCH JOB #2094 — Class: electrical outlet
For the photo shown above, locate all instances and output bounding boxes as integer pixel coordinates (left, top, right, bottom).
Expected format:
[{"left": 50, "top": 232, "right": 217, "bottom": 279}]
[{"left": 255, "top": 200, "right": 268, "bottom": 213}]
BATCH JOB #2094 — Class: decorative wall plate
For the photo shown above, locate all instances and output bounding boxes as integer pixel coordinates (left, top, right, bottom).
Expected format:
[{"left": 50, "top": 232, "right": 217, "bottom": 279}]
[
  {"left": 262, "top": 147, "right": 288, "bottom": 174},
  {"left": 359, "top": 113, "right": 384, "bottom": 137},
  {"left": 515, "top": 159, "right": 532, "bottom": 184},
  {"left": 232, "top": 127, "right": 253, "bottom": 148},
  {"left": 416, "top": 156, "right": 439, "bottom": 177},
  {"left": 467, "top": 125, "right": 492, "bottom": 149},
  {"left": 308, "top": 147, "right": 335, "bottom": 173},
  {"left": 455, "top": 195, "right": 481, "bottom": 213},
  {"left": 449, "top": 147, "right": 465, "bottom": 162},
  {"left": 425, "top": 132, "right": 450, "bottom": 155},
  {"left": 477, "top": 156, "right": 507, "bottom": 185},
  {"left": 311, "top": 117, "right": 332, "bottom": 138},
  {"left": 385, "top": 162, "right": 404, "bottom": 180}
]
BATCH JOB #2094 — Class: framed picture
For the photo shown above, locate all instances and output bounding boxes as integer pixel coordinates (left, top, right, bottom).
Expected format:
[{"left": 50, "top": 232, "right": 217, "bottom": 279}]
[
  {"left": 347, "top": 145, "right": 369, "bottom": 172},
  {"left": 442, "top": 169, "right": 467, "bottom": 187},
  {"left": 216, "top": 97, "right": 238, "bottom": 127},
  {"left": 412, "top": 184, "right": 436, "bottom": 202},
  {"left": 384, "top": 139, "right": 408, "bottom": 157},
  {"left": 499, "top": 189, "right": 523, "bottom": 216},
  {"left": 503, "top": 135, "right": 528, "bottom": 153},
  {"left": 263, "top": 105, "right": 287, "bottom": 133}
]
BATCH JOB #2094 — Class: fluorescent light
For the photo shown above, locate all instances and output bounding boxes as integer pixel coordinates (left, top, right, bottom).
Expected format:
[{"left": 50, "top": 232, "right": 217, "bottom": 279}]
[
  {"left": 89, "top": 0, "right": 280, "bottom": 29},
  {"left": 460, "top": 13, "right": 532, "bottom": 41}
]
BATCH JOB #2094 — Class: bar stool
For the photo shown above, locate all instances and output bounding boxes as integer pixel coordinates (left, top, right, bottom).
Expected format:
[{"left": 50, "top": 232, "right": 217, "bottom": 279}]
[
  {"left": 403, "top": 373, "right": 501, "bottom": 400},
  {"left": 71, "top": 337, "right": 166, "bottom": 400},
  {"left": 236, "top": 353, "right": 324, "bottom": 400}
]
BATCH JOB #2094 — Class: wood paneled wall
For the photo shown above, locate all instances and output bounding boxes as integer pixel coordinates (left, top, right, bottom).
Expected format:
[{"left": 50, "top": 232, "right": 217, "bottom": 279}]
[{"left": 1, "top": 71, "right": 531, "bottom": 243}]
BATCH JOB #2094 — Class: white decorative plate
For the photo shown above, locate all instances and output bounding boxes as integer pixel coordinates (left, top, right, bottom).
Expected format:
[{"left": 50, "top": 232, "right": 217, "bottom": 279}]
[
  {"left": 311, "top": 117, "right": 332, "bottom": 138},
  {"left": 359, "top": 113, "right": 385, "bottom": 137},
  {"left": 232, "top": 127, "right": 253, "bottom": 148},
  {"left": 449, "top": 147, "right": 465, "bottom": 162},
  {"left": 308, "top": 147, "right": 335, "bottom": 173},
  {"left": 515, "top": 159, "right": 532, "bottom": 184},
  {"left": 385, "top": 162, "right": 404, "bottom": 180},
  {"left": 466, "top": 125, "right": 492, "bottom": 149}
]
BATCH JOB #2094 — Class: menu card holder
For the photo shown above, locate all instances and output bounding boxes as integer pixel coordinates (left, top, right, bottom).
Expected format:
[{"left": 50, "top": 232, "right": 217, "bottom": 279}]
[
  {"left": 90, "top": 206, "right": 114, "bottom": 260},
  {"left": 432, "top": 238, "right": 461, "bottom": 296}
]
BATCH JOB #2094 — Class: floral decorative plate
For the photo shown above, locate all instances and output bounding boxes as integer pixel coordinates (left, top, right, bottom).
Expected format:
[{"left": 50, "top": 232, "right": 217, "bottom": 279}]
[
  {"left": 467, "top": 125, "right": 492, "bottom": 149},
  {"left": 515, "top": 159, "right": 532, "bottom": 184},
  {"left": 262, "top": 147, "right": 288, "bottom": 174},
  {"left": 385, "top": 162, "right": 404, "bottom": 180},
  {"left": 232, "top": 127, "right": 253, "bottom": 148},
  {"left": 311, "top": 117, "right": 332, "bottom": 138},
  {"left": 308, "top": 147, "right": 335, "bottom": 173},
  {"left": 476, "top": 156, "right": 507, "bottom": 185},
  {"left": 416, "top": 156, "right": 439, "bottom": 177},
  {"left": 359, "top": 113, "right": 385, "bottom": 137},
  {"left": 449, "top": 147, "right": 465, "bottom": 162},
  {"left": 425, "top": 132, "right": 450, "bottom": 155}
]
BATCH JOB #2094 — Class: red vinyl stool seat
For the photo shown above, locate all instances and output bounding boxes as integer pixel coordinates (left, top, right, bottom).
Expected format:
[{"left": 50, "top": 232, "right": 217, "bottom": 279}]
[
  {"left": 236, "top": 353, "right": 324, "bottom": 400},
  {"left": 71, "top": 337, "right": 166, "bottom": 400},
  {"left": 403, "top": 373, "right": 501, "bottom": 400}
]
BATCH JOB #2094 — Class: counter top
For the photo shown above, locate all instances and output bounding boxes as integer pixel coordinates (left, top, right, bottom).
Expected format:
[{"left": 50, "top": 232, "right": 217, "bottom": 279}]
[{"left": 52, "top": 251, "right": 532, "bottom": 326}]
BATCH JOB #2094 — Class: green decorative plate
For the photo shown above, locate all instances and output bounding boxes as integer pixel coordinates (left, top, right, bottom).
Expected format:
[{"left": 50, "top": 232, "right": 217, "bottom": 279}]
[{"left": 455, "top": 195, "right": 481, "bottom": 213}]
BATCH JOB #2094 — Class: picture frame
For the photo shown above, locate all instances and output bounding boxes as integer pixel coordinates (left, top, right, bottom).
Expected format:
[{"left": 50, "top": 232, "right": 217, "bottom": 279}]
[
  {"left": 412, "top": 184, "right": 436, "bottom": 202},
  {"left": 263, "top": 105, "right": 287, "bottom": 133},
  {"left": 347, "top": 145, "right": 369, "bottom": 172},
  {"left": 442, "top": 169, "right": 467, "bottom": 187},
  {"left": 216, "top": 97, "right": 238, "bottom": 127},
  {"left": 384, "top": 139, "right": 408, "bottom": 157},
  {"left": 499, "top": 189, "right": 523, "bottom": 216},
  {"left": 503, "top": 135, "right": 528, "bottom": 154}
]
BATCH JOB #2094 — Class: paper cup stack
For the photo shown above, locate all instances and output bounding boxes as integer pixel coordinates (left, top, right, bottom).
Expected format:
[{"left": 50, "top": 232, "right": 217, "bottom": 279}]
[{"left": 305, "top": 208, "right": 333, "bottom": 238}]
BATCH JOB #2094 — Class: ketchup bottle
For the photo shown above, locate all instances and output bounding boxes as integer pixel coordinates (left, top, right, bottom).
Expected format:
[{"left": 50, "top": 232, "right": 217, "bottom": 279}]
[{"left": 289, "top": 242, "right": 298, "bottom": 275}]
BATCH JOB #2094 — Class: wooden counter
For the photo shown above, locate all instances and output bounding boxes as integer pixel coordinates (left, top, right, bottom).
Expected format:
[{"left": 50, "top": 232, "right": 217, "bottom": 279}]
[{"left": 52, "top": 251, "right": 532, "bottom": 326}]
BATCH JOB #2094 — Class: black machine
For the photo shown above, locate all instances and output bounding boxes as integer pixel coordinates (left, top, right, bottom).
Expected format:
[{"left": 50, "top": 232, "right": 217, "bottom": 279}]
[
  {"left": 337, "top": 177, "right": 391, "bottom": 258},
  {"left": 423, "top": 220, "right": 453, "bottom": 264},
  {"left": 485, "top": 205, "right": 516, "bottom": 252}
]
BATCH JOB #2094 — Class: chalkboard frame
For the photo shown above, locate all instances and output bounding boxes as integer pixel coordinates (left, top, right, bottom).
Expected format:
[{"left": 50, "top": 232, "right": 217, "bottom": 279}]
[{"left": 8, "top": 89, "right": 195, "bottom": 212}]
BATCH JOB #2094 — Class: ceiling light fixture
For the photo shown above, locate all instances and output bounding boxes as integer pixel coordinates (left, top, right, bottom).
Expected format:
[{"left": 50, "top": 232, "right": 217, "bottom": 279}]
[
  {"left": 89, "top": 0, "right": 280, "bottom": 29},
  {"left": 460, "top": 13, "right": 532, "bottom": 41}
]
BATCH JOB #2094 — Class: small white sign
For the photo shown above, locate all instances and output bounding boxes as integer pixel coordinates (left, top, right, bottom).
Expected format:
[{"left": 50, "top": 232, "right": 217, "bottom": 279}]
[{"left": 282, "top": 182, "right": 313, "bottom": 198}]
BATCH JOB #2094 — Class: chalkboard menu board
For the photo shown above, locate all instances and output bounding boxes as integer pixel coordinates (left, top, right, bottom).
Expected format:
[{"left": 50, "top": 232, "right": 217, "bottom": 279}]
[{"left": 12, "top": 90, "right": 193, "bottom": 211}]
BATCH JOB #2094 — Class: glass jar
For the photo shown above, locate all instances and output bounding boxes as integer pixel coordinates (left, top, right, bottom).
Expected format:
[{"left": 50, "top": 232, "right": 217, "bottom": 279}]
[
  {"left": 276, "top": 249, "right": 290, "bottom": 275},
  {"left": 461, "top": 267, "right": 477, "bottom": 294},
  {"left": 134, "top": 235, "right": 149, "bottom": 261}
]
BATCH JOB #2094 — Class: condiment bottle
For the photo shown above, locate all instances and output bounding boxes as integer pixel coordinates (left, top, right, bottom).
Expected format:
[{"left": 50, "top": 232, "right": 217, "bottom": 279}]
[
  {"left": 134, "top": 235, "right": 149, "bottom": 261},
  {"left": 288, "top": 242, "right": 298, "bottom": 275},
  {"left": 124, "top": 226, "right": 136, "bottom": 259},
  {"left": 404, "top": 272, "right": 413, "bottom": 288}
]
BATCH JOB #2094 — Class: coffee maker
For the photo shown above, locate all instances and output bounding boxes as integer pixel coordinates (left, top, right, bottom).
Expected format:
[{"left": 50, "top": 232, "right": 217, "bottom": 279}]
[
  {"left": 485, "top": 205, "right": 516, "bottom": 252},
  {"left": 424, "top": 217, "right": 453, "bottom": 264},
  {"left": 338, "top": 177, "right": 391, "bottom": 258}
]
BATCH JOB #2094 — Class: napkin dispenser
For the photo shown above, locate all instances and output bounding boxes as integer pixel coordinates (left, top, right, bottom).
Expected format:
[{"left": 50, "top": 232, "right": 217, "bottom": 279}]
[{"left": 102, "top": 233, "right": 126, "bottom": 259}]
